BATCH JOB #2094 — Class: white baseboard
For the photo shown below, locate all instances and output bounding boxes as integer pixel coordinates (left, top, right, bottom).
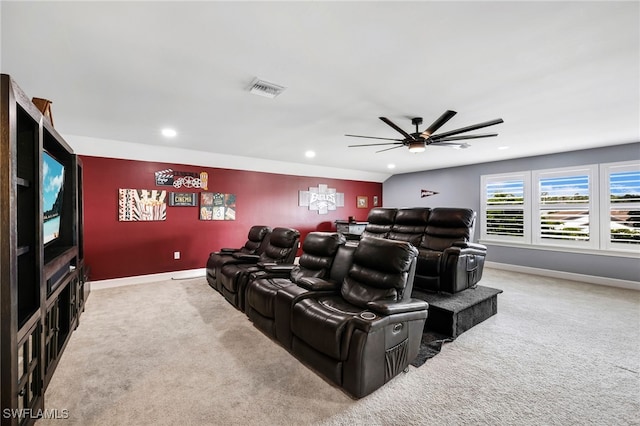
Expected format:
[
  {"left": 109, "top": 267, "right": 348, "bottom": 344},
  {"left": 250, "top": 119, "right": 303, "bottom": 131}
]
[
  {"left": 90, "top": 268, "right": 206, "bottom": 290},
  {"left": 89, "top": 264, "right": 639, "bottom": 292},
  {"left": 485, "top": 262, "right": 640, "bottom": 291}
]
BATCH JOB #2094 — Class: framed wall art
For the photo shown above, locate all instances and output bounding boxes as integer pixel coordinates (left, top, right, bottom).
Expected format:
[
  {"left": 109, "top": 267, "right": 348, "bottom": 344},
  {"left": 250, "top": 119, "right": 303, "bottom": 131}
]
[
  {"left": 357, "top": 196, "right": 368, "bottom": 209},
  {"left": 200, "top": 192, "right": 236, "bottom": 220},
  {"left": 118, "top": 189, "right": 167, "bottom": 221}
]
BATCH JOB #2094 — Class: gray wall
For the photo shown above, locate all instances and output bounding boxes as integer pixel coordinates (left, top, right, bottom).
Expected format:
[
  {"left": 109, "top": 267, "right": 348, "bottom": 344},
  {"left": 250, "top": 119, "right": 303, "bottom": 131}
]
[{"left": 383, "top": 142, "right": 640, "bottom": 282}]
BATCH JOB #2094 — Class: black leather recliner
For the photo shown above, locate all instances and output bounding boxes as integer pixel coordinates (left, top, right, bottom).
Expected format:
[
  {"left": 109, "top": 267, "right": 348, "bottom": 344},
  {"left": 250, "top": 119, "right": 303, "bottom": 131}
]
[
  {"left": 387, "top": 208, "right": 430, "bottom": 246},
  {"left": 244, "top": 232, "right": 346, "bottom": 338},
  {"left": 359, "top": 207, "right": 397, "bottom": 240},
  {"left": 205, "top": 225, "right": 272, "bottom": 292},
  {"left": 274, "top": 237, "right": 428, "bottom": 398},
  {"left": 414, "top": 207, "right": 486, "bottom": 294},
  {"left": 218, "top": 227, "right": 300, "bottom": 311},
  {"left": 359, "top": 207, "right": 487, "bottom": 294}
]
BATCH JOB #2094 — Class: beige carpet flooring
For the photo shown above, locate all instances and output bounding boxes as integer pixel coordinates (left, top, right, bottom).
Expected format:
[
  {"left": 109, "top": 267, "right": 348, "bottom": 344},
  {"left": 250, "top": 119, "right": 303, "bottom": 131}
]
[{"left": 38, "top": 268, "right": 639, "bottom": 426}]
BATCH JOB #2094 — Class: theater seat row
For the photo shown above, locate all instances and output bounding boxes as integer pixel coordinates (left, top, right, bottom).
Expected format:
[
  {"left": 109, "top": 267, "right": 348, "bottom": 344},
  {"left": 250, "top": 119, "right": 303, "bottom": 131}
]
[
  {"left": 206, "top": 229, "right": 428, "bottom": 398},
  {"left": 357, "top": 207, "right": 488, "bottom": 294}
]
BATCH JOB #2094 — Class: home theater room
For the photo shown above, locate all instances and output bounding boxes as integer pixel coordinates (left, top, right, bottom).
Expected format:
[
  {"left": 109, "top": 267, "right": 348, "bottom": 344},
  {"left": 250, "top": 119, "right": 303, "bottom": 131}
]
[{"left": 1, "top": 1, "right": 638, "bottom": 425}]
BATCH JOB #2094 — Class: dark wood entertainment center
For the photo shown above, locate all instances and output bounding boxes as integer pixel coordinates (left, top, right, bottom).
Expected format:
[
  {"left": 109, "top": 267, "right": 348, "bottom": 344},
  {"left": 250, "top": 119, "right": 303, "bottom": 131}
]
[{"left": 1, "top": 74, "right": 88, "bottom": 425}]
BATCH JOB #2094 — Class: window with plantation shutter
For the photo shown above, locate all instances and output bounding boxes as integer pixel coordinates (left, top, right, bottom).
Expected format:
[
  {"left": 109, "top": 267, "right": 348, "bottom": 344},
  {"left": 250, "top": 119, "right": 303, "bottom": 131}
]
[
  {"left": 533, "top": 166, "right": 597, "bottom": 249},
  {"left": 481, "top": 173, "right": 530, "bottom": 243},
  {"left": 481, "top": 161, "right": 638, "bottom": 257},
  {"left": 601, "top": 161, "right": 640, "bottom": 251}
]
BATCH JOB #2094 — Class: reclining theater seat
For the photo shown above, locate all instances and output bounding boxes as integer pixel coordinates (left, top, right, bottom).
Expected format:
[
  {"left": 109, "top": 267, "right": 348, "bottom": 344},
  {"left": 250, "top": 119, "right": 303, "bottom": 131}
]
[
  {"left": 244, "top": 232, "right": 346, "bottom": 338},
  {"left": 285, "top": 237, "right": 428, "bottom": 399},
  {"left": 274, "top": 242, "right": 357, "bottom": 350},
  {"left": 205, "top": 225, "right": 272, "bottom": 292},
  {"left": 414, "top": 207, "right": 487, "bottom": 294},
  {"left": 218, "top": 227, "right": 300, "bottom": 311},
  {"left": 359, "top": 207, "right": 397, "bottom": 240},
  {"left": 387, "top": 208, "right": 430, "bottom": 246}
]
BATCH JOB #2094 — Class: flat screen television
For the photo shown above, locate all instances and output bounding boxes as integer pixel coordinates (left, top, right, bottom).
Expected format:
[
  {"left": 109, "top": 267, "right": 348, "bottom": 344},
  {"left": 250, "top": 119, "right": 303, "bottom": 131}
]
[{"left": 42, "top": 151, "right": 65, "bottom": 246}]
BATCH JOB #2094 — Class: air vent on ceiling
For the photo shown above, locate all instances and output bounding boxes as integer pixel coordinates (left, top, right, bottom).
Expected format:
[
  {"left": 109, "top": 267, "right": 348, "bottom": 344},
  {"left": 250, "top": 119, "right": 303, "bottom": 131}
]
[{"left": 248, "top": 78, "right": 286, "bottom": 99}]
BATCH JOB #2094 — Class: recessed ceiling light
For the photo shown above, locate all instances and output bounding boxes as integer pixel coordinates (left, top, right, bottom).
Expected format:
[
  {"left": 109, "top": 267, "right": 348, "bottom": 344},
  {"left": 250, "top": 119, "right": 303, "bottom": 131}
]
[
  {"left": 162, "top": 128, "right": 177, "bottom": 138},
  {"left": 498, "top": 146, "right": 509, "bottom": 150},
  {"left": 387, "top": 164, "right": 396, "bottom": 169},
  {"left": 305, "top": 150, "right": 316, "bottom": 158}
]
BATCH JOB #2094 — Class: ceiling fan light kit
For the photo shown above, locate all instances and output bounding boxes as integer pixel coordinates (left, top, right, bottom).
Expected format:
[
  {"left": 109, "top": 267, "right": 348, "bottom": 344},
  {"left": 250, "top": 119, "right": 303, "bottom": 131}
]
[
  {"left": 346, "top": 110, "right": 504, "bottom": 155},
  {"left": 408, "top": 141, "right": 426, "bottom": 153}
]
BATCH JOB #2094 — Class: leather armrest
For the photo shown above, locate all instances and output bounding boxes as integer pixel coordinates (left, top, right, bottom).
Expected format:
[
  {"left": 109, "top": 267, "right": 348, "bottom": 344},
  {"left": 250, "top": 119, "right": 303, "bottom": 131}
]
[
  {"left": 453, "top": 241, "right": 487, "bottom": 250},
  {"left": 232, "top": 253, "right": 260, "bottom": 262},
  {"left": 262, "top": 264, "right": 295, "bottom": 272},
  {"left": 445, "top": 242, "right": 487, "bottom": 257},
  {"left": 220, "top": 247, "right": 240, "bottom": 253},
  {"left": 366, "top": 298, "right": 429, "bottom": 315},
  {"left": 295, "top": 277, "right": 340, "bottom": 291},
  {"left": 348, "top": 307, "right": 428, "bottom": 333}
]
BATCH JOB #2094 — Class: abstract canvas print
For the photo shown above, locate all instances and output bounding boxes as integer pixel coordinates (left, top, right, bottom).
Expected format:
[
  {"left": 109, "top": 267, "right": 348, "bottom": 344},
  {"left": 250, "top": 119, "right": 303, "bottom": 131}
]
[{"left": 118, "top": 189, "right": 167, "bottom": 221}]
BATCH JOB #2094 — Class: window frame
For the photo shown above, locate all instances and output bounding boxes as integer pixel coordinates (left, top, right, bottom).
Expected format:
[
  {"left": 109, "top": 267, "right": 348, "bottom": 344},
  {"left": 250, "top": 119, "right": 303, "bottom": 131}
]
[
  {"left": 532, "top": 164, "right": 599, "bottom": 250},
  {"left": 480, "top": 160, "right": 640, "bottom": 257},
  {"left": 480, "top": 172, "right": 531, "bottom": 244},
  {"left": 600, "top": 160, "right": 640, "bottom": 253}
]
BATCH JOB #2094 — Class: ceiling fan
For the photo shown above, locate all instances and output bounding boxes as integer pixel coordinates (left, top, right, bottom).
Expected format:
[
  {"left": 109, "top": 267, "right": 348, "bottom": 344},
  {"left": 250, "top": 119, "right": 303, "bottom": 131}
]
[{"left": 346, "top": 110, "right": 504, "bottom": 153}]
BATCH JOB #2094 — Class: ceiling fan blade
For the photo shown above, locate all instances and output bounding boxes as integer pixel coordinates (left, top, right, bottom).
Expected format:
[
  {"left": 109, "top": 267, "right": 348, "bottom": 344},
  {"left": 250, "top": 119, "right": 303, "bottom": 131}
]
[
  {"left": 376, "top": 145, "right": 405, "bottom": 153},
  {"left": 430, "top": 118, "right": 504, "bottom": 140},
  {"left": 420, "top": 110, "right": 457, "bottom": 138},
  {"left": 429, "top": 142, "right": 471, "bottom": 148},
  {"left": 345, "top": 134, "right": 404, "bottom": 142},
  {"left": 433, "top": 133, "right": 498, "bottom": 142},
  {"left": 348, "top": 142, "right": 404, "bottom": 148},
  {"left": 379, "top": 117, "right": 415, "bottom": 140}
]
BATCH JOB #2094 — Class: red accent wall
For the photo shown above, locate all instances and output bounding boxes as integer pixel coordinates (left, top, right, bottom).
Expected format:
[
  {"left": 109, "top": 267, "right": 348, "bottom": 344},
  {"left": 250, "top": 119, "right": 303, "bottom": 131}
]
[{"left": 80, "top": 156, "right": 382, "bottom": 281}]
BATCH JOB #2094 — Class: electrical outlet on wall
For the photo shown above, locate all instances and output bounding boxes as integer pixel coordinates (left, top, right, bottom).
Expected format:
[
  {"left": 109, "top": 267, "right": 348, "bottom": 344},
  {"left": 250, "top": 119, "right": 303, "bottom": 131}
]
[{"left": 174, "top": 251, "right": 180, "bottom": 260}]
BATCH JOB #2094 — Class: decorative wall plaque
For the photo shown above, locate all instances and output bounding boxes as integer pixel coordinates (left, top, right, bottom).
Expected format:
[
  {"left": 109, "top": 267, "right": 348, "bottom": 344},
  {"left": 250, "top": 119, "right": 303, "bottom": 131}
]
[
  {"left": 169, "top": 192, "right": 197, "bottom": 206},
  {"left": 155, "top": 169, "right": 209, "bottom": 190},
  {"left": 299, "top": 184, "right": 344, "bottom": 215}
]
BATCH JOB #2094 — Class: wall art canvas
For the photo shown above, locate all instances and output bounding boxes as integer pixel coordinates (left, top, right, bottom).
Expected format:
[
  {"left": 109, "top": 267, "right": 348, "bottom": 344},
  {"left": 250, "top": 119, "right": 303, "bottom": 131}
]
[
  {"left": 200, "top": 192, "right": 236, "bottom": 220},
  {"left": 118, "top": 189, "right": 167, "bottom": 221},
  {"left": 298, "top": 184, "right": 344, "bottom": 215}
]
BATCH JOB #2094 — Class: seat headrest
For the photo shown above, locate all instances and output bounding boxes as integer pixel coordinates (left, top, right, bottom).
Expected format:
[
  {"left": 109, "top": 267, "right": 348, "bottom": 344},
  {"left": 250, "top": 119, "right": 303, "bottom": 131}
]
[
  {"left": 302, "top": 232, "right": 346, "bottom": 257},
  {"left": 428, "top": 208, "right": 475, "bottom": 228},
  {"left": 269, "top": 227, "right": 301, "bottom": 248},
  {"left": 247, "top": 225, "right": 271, "bottom": 242},
  {"left": 366, "top": 208, "right": 397, "bottom": 225},
  {"left": 393, "top": 208, "right": 430, "bottom": 225}
]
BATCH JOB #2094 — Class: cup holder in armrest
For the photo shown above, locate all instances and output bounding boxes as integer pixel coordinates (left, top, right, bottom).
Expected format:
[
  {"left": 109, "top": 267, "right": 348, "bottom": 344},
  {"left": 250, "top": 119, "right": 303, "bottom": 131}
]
[{"left": 360, "top": 311, "right": 376, "bottom": 320}]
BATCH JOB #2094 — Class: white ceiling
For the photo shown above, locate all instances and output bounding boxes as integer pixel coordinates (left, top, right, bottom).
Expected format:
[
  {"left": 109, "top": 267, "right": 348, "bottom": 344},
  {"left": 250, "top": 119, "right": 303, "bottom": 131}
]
[{"left": 2, "top": 1, "right": 639, "bottom": 182}]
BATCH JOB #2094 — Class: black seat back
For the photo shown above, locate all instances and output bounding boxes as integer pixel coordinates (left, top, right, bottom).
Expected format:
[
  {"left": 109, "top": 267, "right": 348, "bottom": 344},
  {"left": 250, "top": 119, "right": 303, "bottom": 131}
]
[
  {"left": 360, "top": 208, "right": 397, "bottom": 239},
  {"left": 420, "top": 208, "right": 476, "bottom": 251},
  {"left": 290, "top": 232, "right": 346, "bottom": 283},
  {"left": 259, "top": 227, "right": 301, "bottom": 264},
  {"left": 341, "top": 237, "right": 418, "bottom": 307},
  {"left": 388, "top": 208, "right": 430, "bottom": 246},
  {"left": 242, "top": 225, "right": 272, "bottom": 254}
]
